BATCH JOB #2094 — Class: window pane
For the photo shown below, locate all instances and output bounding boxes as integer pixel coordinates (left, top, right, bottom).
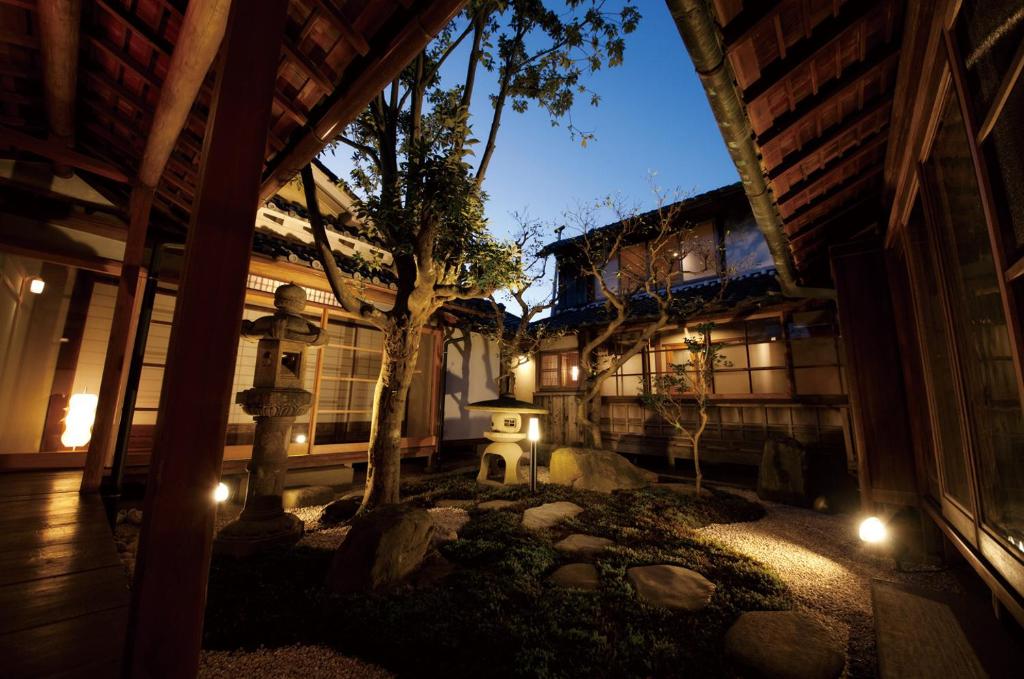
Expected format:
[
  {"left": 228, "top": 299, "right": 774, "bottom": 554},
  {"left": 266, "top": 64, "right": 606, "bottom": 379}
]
[
  {"left": 719, "top": 344, "right": 748, "bottom": 369},
  {"left": 982, "top": 78, "right": 1024, "bottom": 252},
  {"left": 748, "top": 341, "right": 786, "bottom": 368},
  {"left": 751, "top": 369, "right": 788, "bottom": 394},
  {"left": 746, "top": 318, "right": 784, "bottom": 342},
  {"left": 794, "top": 367, "right": 842, "bottom": 395},
  {"left": 791, "top": 337, "right": 837, "bottom": 366},
  {"left": 956, "top": 0, "right": 1024, "bottom": 116},
  {"left": 714, "top": 371, "right": 751, "bottom": 394},
  {"left": 928, "top": 91, "right": 1024, "bottom": 535}
]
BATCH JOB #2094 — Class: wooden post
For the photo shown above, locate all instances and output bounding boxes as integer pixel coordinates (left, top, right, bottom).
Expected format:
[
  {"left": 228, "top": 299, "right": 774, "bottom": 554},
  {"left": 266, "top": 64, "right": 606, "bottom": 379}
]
[
  {"left": 82, "top": 186, "right": 152, "bottom": 492},
  {"left": 124, "top": 1, "right": 287, "bottom": 676}
]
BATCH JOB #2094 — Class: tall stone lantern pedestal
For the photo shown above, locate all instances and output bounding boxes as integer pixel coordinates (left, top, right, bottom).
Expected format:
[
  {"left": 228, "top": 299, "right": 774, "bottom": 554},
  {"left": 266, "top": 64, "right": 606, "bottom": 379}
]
[
  {"left": 214, "top": 283, "right": 326, "bottom": 558},
  {"left": 466, "top": 396, "right": 548, "bottom": 485}
]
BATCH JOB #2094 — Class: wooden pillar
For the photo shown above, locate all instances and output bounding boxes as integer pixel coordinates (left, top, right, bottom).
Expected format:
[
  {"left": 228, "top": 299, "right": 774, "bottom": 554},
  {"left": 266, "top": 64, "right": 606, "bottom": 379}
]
[
  {"left": 831, "top": 241, "right": 918, "bottom": 510},
  {"left": 124, "top": 2, "right": 287, "bottom": 676},
  {"left": 82, "top": 187, "right": 152, "bottom": 491}
]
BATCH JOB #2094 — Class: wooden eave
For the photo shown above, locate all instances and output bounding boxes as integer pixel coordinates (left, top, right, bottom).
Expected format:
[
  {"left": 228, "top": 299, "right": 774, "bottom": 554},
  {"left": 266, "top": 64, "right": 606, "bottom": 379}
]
[
  {"left": 0, "top": 0, "right": 465, "bottom": 235},
  {"left": 711, "top": 0, "right": 903, "bottom": 280}
]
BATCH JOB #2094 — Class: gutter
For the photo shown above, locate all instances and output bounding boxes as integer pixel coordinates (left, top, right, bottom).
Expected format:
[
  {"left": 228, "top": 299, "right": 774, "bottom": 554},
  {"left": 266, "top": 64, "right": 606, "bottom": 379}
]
[{"left": 666, "top": 0, "right": 835, "bottom": 299}]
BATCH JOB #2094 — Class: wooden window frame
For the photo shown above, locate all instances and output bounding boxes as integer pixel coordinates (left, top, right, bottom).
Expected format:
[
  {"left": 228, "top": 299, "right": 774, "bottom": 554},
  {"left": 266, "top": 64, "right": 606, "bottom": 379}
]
[{"left": 536, "top": 350, "right": 581, "bottom": 392}]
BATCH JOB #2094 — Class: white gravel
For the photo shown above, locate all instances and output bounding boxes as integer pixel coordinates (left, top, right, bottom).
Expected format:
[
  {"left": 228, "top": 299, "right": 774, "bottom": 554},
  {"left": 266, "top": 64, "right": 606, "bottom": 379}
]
[
  {"left": 199, "top": 644, "right": 393, "bottom": 678},
  {"left": 696, "top": 488, "right": 959, "bottom": 678}
]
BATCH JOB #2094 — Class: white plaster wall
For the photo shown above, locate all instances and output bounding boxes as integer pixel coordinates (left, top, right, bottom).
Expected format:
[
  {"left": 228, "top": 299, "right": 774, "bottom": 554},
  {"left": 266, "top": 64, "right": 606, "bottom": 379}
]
[{"left": 443, "top": 329, "right": 499, "bottom": 441}]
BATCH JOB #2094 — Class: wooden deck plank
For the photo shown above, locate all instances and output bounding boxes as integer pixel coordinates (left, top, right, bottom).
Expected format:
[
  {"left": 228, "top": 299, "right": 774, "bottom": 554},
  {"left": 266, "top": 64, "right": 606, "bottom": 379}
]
[
  {"left": 0, "top": 565, "right": 129, "bottom": 635},
  {"left": 0, "top": 605, "right": 128, "bottom": 678},
  {"left": 0, "top": 471, "right": 128, "bottom": 676},
  {"left": 0, "top": 471, "right": 83, "bottom": 500}
]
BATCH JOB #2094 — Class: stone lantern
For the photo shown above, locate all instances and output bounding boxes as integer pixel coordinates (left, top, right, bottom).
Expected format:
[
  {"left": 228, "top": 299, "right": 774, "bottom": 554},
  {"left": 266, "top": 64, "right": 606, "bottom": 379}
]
[
  {"left": 466, "top": 396, "right": 548, "bottom": 485},
  {"left": 214, "top": 283, "right": 326, "bottom": 557}
]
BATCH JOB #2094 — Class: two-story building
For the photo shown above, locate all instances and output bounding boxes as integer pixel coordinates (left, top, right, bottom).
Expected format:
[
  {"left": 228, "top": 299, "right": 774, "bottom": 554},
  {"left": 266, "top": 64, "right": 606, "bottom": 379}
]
[{"left": 512, "top": 182, "right": 854, "bottom": 470}]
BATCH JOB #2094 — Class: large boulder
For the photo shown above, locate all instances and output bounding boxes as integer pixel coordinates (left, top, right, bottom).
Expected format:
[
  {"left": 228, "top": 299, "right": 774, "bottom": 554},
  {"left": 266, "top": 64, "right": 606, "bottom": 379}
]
[
  {"left": 724, "top": 610, "right": 844, "bottom": 679},
  {"left": 548, "top": 447, "right": 656, "bottom": 493},
  {"left": 757, "top": 437, "right": 848, "bottom": 508},
  {"left": 282, "top": 485, "right": 335, "bottom": 509},
  {"left": 326, "top": 505, "right": 434, "bottom": 593},
  {"left": 319, "top": 496, "right": 362, "bottom": 525},
  {"left": 757, "top": 437, "right": 809, "bottom": 505}
]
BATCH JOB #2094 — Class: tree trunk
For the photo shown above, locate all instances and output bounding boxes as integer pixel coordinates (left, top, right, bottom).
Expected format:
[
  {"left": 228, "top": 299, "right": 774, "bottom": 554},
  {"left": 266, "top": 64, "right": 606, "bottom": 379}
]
[
  {"left": 362, "top": 322, "right": 423, "bottom": 509},
  {"left": 692, "top": 408, "right": 708, "bottom": 496},
  {"left": 576, "top": 393, "right": 603, "bottom": 449}
]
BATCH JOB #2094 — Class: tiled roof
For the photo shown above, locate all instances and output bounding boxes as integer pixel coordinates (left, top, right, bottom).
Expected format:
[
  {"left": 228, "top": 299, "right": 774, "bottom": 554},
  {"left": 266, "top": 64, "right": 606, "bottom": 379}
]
[
  {"left": 534, "top": 268, "right": 783, "bottom": 332},
  {"left": 539, "top": 182, "right": 746, "bottom": 257}
]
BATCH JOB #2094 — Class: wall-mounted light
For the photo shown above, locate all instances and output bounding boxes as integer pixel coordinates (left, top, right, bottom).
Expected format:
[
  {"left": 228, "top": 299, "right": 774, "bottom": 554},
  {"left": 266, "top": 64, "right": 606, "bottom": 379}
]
[
  {"left": 294, "top": 433, "right": 308, "bottom": 444},
  {"left": 859, "top": 516, "right": 887, "bottom": 544},
  {"left": 214, "top": 482, "right": 230, "bottom": 503},
  {"left": 570, "top": 365, "right": 580, "bottom": 381},
  {"left": 61, "top": 392, "right": 98, "bottom": 448},
  {"left": 28, "top": 277, "right": 45, "bottom": 295}
]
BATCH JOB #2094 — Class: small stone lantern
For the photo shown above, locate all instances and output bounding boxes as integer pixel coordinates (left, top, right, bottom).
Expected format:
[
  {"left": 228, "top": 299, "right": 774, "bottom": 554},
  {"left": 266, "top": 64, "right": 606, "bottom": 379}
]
[
  {"left": 466, "top": 396, "right": 548, "bottom": 485},
  {"left": 214, "top": 283, "right": 326, "bottom": 557}
]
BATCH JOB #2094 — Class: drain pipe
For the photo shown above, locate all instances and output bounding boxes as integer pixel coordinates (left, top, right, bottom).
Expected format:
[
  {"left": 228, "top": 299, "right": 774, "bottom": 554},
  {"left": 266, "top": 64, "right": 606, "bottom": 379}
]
[{"left": 666, "top": 0, "right": 835, "bottom": 300}]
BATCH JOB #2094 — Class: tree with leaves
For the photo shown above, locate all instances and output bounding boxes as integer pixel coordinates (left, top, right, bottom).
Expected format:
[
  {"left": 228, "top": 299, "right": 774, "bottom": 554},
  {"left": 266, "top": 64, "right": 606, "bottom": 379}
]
[
  {"left": 304, "top": 0, "right": 640, "bottom": 509},
  {"left": 642, "top": 323, "right": 725, "bottom": 495},
  {"left": 565, "top": 190, "right": 722, "bottom": 449}
]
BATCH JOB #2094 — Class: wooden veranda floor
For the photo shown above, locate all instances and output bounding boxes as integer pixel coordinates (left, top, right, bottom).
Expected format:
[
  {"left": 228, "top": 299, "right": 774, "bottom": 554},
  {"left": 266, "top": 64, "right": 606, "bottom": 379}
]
[{"left": 0, "top": 471, "right": 129, "bottom": 677}]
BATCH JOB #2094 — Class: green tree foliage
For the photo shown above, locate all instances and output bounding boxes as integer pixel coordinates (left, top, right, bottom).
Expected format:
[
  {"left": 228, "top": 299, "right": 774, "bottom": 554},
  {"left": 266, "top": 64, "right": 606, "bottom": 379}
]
[{"left": 305, "top": 0, "right": 640, "bottom": 508}]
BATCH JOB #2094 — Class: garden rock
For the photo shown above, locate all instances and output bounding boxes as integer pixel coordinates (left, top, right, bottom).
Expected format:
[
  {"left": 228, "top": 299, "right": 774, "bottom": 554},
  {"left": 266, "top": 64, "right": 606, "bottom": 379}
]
[
  {"left": 554, "top": 534, "right": 614, "bottom": 557},
  {"left": 626, "top": 564, "right": 715, "bottom": 611},
  {"left": 757, "top": 437, "right": 809, "bottom": 505},
  {"left": 522, "top": 501, "right": 583, "bottom": 530},
  {"left": 327, "top": 505, "right": 434, "bottom": 593},
  {"left": 478, "top": 499, "right": 517, "bottom": 511},
  {"left": 549, "top": 563, "right": 600, "bottom": 591},
  {"left": 319, "top": 496, "right": 362, "bottom": 525},
  {"left": 126, "top": 508, "right": 143, "bottom": 525},
  {"left": 549, "top": 447, "right": 656, "bottom": 493},
  {"left": 282, "top": 485, "right": 335, "bottom": 509},
  {"left": 724, "top": 610, "right": 844, "bottom": 679}
]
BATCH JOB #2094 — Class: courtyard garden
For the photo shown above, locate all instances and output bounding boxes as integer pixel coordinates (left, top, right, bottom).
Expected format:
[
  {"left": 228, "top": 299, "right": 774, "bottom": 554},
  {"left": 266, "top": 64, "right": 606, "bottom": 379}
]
[{"left": 200, "top": 472, "right": 792, "bottom": 678}]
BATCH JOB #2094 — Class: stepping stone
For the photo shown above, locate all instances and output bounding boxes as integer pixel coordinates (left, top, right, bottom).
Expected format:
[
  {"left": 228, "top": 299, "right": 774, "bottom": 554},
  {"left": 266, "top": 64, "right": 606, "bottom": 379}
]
[
  {"left": 554, "top": 533, "right": 614, "bottom": 557},
  {"left": 435, "top": 499, "right": 475, "bottom": 509},
  {"left": 282, "top": 485, "right": 336, "bottom": 509},
  {"left": 549, "top": 563, "right": 599, "bottom": 591},
  {"left": 522, "top": 501, "right": 584, "bottom": 530},
  {"left": 725, "top": 610, "right": 844, "bottom": 679},
  {"left": 478, "top": 499, "right": 517, "bottom": 511},
  {"left": 626, "top": 564, "right": 715, "bottom": 611}
]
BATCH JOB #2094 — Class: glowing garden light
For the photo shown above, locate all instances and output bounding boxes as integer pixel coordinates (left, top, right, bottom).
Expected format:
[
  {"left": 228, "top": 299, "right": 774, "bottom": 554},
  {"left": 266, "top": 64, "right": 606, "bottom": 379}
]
[
  {"left": 28, "top": 277, "right": 45, "bottom": 294},
  {"left": 570, "top": 365, "right": 579, "bottom": 381},
  {"left": 528, "top": 417, "right": 541, "bottom": 493},
  {"left": 294, "top": 433, "right": 308, "bottom": 444},
  {"left": 859, "top": 516, "right": 887, "bottom": 544},
  {"left": 214, "top": 482, "right": 230, "bottom": 503},
  {"left": 61, "top": 392, "right": 98, "bottom": 449}
]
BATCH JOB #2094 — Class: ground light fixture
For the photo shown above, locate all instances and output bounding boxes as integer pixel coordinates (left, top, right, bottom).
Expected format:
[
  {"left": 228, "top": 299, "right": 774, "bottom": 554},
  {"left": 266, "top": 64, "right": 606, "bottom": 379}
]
[
  {"left": 28, "top": 277, "right": 45, "bottom": 294},
  {"left": 528, "top": 417, "right": 541, "bottom": 492},
  {"left": 858, "top": 516, "right": 887, "bottom": 544},
  {"left": 214, "top": 482, "right": 230, "bottom": 503},
  {"left": 294, "top": 433, "right": 308, "bottom": 444}
]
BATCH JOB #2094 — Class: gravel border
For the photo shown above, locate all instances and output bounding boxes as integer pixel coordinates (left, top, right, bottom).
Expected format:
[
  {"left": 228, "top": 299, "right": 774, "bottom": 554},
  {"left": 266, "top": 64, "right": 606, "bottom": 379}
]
[
  {"left": 199, "top": 644, "right": 393, "bottom": 678},
  {"left": 697, "top": 488, "right": 959, "bottom": 678}
]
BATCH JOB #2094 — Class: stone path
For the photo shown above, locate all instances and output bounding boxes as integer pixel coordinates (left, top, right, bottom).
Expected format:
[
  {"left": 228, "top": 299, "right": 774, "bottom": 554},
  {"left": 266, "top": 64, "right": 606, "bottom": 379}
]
[
  {"left": 522, "top": 501, "right": 584, "bottom": 530},
  {"left": 549, "top": 563, "right": 600, "bottom": 591},
  {"left": 554, "top": 533, "right": 614, "bottom": 557},
  {"left": 626, "top": 564, "right": 715, "bottom": 611},
  {"left": 695, "top": 488, "right": 959, "bottom": 678}
]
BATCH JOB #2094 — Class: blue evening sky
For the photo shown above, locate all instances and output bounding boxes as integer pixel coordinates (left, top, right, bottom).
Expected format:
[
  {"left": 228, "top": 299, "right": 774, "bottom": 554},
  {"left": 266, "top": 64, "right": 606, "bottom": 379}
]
[{"left": 318, "top": 1, "right": 739, "bottom": 240}]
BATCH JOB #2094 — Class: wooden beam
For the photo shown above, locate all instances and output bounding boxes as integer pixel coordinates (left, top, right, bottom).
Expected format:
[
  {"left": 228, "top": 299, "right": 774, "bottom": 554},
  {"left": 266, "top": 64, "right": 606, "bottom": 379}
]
[
  {"left": 259, "top": 0, "right": 467, "bottom": 201},
  {"left": 720, "top": 0, "right": 787, "bottom": 49},
  {"left": 756, "top": 45, "right": 900, "bottom": 148},
  {"left": 124, "top": 2, "right": 288, "bottom": 676},
  {"left": 319, "top": 0, "right": 371, "bottom": 56},
  {"left": 741, "top": 0, "right": 889, "bottom": 104},
  {"left": 137, "top": 0, "right": 231, "bottom": 188},
  {"left": 775, "top": 128, "right": 889, "bottom": 208},
  {"left": 0, "top": 125, "right": 129, "bottom": 182},
  {"left": 766, "top": 95, "right": 892, "bottom": 179}
]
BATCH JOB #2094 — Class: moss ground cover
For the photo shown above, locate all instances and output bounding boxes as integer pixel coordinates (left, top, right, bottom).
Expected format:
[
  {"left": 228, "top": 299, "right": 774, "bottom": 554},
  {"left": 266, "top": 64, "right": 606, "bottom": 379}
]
[{"left": 204, "top": 474, "right": 790, "bottom": 678}]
